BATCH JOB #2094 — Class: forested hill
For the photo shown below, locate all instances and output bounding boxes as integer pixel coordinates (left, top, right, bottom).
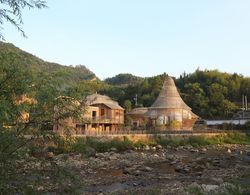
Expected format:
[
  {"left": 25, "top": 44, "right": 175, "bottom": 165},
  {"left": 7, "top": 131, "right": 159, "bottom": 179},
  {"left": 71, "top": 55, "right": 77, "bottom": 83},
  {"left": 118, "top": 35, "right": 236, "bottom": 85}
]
[
  {"left": 0, "top": 42, "right": 96, "bottom": 84},
  {"left": 105, "top": 73, "right": 143, "bottom": 86}
]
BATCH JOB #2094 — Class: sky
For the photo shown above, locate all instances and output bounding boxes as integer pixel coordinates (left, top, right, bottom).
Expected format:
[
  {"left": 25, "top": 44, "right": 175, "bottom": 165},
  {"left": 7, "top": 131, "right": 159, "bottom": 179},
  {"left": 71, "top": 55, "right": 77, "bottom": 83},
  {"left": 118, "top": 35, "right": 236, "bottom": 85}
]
[{"left": 2, "top": 0, "right": 250, "bottom": 79}]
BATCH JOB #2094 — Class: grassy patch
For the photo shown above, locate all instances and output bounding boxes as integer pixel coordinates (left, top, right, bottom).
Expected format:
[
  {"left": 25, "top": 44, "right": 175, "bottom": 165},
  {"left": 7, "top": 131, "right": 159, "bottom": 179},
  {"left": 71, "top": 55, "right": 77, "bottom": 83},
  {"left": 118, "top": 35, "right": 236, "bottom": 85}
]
[
  {"left": 49, "top": 132, "right": 250, "bottom": 155},
  {"left": 50, "top": 136, "right": 134, "bottom": 154},
  {"left": 156, "top": 133, "right": 250, "bottom": 148}
]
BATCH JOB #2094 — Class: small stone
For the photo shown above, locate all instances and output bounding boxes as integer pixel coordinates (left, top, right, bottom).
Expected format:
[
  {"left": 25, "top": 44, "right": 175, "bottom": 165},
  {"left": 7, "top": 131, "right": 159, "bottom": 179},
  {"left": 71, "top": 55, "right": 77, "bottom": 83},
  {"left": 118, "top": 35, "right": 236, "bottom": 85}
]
[
  {"left": 227, "top": 149, "right": 231, "bottom": 153},
  {"left": 189, "top": 182, "right": 200, "bottom": 188},
  {"left": 156, "top": 145, "right": 163, "bottom": 149},
  {"left": 76, "top": 153, "right": 82, "bottom": 157},
  {"left": 201, "top": 148, "right": 207, "bottom": 152},
  {"left": 202, "top": 184, "right": 218, "bottom": 192},
  {"left": 139, "top": 166, "right": 152, "bottom": 172},
  {"left": 46, "top": 152, "right": 54, "bottom": 159},
  {"left": 246, "top": 150, "right": 250, "bottom": 156},
  {"left": 37, "top": 186, "right": 44, "bottom": 191},
  {"left": 151, "top": 146, "right": 156, "bottom": 150},
  {"left": 110, "top": 147, "right": 117, "bottom": 152},
  {"left": 211, "top": 177, "right": 224, "bottom": 184},
  {"left": 144, "top": 145, "right": 150, "bottom": 150},
  {"left": 175, "top": 166, "right": 189, "bottom": 173},
  {"left": 109, "top": 155, "right": 117, "bottom": 160},
  {"left": 134, "top": 170, "right": 141, "bottom": 176},
  {"left": 170, "top": 160, "right": 177, "bottom": 165},
  {"left": 54, "top": 153, "right": 68, "bottom": 161},
  {"left": 190, "top": 149, "right": 199, "bottom": 153},
  {"left": 145, "top": 166, "right": 153, "bottom": 172},
  {"left": 96, "top": 153, "right": 105, "bottom": 158}
]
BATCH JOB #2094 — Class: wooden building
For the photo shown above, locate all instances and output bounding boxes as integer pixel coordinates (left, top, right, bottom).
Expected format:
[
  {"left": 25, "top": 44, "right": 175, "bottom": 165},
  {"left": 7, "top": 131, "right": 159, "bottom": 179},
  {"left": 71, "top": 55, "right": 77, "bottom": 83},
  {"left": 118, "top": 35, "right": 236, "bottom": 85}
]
[
  {"left": 53, "top": 93, "right": 124, "bottom": 135},
  {"left": 126, "top": 107, "right": 148, "bottom": 129},
  {"left": 128, "top": 75, "right": 198, "bottom": 130}
]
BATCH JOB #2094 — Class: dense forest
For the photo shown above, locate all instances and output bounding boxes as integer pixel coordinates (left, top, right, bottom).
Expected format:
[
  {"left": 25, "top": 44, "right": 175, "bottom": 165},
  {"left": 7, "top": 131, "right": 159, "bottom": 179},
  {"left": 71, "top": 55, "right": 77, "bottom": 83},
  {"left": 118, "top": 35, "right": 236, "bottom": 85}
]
[{"left": 1, "top": 41, "right": 250, "bottom": 120}]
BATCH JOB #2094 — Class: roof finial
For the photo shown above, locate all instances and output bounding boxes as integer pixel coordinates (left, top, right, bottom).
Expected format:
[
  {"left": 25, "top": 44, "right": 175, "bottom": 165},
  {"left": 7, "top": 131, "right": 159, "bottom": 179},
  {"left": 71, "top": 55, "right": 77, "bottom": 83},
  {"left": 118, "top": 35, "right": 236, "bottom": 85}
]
[{"left": 163, "top": 72, "right": 168, "bottom": 78}]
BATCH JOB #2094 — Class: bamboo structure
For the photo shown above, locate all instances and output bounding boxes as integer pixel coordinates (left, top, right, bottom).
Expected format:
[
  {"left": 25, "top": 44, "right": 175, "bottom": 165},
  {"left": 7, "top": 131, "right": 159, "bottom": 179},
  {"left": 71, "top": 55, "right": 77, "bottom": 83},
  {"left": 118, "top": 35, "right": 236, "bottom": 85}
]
[{"left": 128, "top": 75, "right": 199, "bottom": 130}]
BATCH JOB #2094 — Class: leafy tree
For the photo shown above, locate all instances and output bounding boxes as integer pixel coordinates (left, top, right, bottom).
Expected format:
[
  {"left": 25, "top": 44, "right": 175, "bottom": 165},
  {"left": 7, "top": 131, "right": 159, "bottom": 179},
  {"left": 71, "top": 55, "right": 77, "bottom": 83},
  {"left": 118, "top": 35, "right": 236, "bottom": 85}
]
[
  {"left": 183, "top": 82, "right": 208, "bottom": 117},
  {"left": 105, "top": 73, "right": 143, "bottom": 86},
  {"left": 67, "top": 80, "right": 110, "bottom": 99},
  {"left": 123, "top": 99, "right": 132, "bottom": 113},
  {"left": 0, "top": 63, "right": 84, "bottom": 192},
  {"left": 0, "top": 0, "right": 47, "bottom": 40}
]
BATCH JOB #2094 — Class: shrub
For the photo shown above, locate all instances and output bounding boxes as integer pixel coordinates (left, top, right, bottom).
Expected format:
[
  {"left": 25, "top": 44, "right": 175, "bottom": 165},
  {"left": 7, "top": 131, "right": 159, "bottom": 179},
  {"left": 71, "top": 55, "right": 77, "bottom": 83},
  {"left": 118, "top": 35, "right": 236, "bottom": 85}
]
[{"left": 71, "top": 138, "right": 86, "bottom": 153}]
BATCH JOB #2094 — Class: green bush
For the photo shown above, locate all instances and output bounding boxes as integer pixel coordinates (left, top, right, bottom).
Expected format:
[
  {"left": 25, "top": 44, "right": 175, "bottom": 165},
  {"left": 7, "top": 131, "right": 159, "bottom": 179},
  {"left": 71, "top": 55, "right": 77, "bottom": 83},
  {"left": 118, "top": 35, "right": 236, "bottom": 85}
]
[
  {"left": 156, "top": 136, "right": 182, "bottom": 147},
  {"left": 83, "top": 137, "right": 133, "bottom": 153},
  {"left": 187, "top": 136, "right": 212, "bottom": 147},
  {"left": 71, "top": 138, "right": 86, "bottom": 153}
]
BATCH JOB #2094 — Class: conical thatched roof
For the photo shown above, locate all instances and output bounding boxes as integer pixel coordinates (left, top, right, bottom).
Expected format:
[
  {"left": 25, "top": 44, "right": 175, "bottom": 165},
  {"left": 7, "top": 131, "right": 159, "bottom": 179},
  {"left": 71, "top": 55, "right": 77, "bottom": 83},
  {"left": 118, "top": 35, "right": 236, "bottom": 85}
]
[{"left": 150, "top": 76, "right": 191, "bottom": 110}]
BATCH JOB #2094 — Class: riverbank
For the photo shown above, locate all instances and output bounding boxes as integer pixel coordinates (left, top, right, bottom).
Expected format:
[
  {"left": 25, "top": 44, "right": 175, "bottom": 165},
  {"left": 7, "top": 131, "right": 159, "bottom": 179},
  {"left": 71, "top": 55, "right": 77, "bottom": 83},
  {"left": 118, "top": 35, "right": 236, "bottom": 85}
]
[
  {"left": 7, "top": 144, "right": 250, "bottom": 194},
  {"left": 1, "top": 133, "right": 250, "bottom": 194}
]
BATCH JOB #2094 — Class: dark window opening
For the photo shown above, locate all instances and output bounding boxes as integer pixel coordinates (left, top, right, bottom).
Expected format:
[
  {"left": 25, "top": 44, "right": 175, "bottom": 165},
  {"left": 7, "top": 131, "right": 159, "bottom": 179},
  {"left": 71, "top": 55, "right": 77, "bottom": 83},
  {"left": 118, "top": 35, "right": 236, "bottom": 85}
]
[{"left": 101, "top": 109, "right": 105, "bottom": 116}]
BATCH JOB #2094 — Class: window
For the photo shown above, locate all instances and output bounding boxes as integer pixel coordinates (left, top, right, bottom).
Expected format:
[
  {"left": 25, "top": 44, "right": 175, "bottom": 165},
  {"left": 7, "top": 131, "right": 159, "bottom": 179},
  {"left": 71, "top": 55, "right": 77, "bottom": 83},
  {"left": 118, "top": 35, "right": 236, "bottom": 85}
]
[
  {"left": 92, "top": 111, "right": 96, "bottom": 117},
  {"left": 101, "top": 109, "right": 105, "bottom": 116}
]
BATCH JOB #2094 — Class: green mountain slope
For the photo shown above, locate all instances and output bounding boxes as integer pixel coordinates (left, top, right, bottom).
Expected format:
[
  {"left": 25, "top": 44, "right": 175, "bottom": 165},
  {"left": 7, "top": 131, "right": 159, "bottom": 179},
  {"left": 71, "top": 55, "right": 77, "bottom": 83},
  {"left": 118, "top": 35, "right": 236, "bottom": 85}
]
[{"left": 0, "top": 42, "right": 96, "bottom": 85}]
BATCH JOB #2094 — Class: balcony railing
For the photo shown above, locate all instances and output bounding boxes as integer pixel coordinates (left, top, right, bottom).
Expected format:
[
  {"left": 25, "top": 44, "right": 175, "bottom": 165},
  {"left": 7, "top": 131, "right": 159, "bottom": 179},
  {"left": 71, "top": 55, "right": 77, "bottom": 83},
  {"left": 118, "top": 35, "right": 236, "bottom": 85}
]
[{"left": 79, "top": 117, "right": 123, "bottom": 124}]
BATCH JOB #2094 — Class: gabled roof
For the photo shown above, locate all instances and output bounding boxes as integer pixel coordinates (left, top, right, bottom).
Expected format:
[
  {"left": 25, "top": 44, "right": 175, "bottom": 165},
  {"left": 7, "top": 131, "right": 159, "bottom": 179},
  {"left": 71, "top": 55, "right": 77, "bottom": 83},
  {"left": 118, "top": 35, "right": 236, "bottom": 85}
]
[
  {"left": 127, "top": 107, "right": 148, "bottom": 115},
  {"left": 85, "top": 93, "right": 124, "bottom": 110},
  {"left": 102, "top": 103, "right": 124, "bottom": 110},
  {"left": 149, "top": 76, "right": 191, "bottom": 110}
]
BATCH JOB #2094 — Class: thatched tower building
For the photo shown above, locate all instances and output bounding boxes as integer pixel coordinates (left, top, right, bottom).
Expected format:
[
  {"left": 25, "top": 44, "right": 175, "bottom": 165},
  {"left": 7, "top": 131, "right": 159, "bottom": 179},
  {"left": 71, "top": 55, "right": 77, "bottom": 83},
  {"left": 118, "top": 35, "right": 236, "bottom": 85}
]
[{"left": 146, "top": 75, "right": 198, "bottom": 130}]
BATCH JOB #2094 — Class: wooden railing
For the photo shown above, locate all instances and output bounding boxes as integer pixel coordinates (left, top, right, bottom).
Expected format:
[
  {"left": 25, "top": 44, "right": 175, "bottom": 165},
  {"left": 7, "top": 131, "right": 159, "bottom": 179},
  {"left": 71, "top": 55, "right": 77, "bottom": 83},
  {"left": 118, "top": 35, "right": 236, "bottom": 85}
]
[{"left": 79, "top": 117, "right": 123, "bottom": 124}]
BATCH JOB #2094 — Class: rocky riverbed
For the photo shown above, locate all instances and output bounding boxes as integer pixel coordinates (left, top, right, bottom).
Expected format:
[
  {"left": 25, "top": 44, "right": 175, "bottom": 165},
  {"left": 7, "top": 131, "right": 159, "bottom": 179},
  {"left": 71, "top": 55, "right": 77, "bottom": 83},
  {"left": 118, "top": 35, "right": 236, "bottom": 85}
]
[{"left": 15, "top": 144, "right": 250, "bottom": 194}]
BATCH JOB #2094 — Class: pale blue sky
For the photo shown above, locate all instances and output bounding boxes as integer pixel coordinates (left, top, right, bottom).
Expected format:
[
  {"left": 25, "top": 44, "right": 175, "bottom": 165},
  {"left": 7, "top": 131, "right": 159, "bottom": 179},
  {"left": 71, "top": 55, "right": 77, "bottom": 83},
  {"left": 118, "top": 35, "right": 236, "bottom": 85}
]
[{"left": 3, "top": 0, "right": 250, "bottom": 79}]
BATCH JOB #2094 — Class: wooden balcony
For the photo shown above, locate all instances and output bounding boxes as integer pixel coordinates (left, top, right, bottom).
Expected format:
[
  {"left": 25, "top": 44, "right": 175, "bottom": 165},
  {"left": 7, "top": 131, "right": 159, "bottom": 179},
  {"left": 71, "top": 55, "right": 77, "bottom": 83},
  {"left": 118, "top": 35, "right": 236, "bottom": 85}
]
[{"left": 79, "top": 116, "right": 123, "bottom": 124}]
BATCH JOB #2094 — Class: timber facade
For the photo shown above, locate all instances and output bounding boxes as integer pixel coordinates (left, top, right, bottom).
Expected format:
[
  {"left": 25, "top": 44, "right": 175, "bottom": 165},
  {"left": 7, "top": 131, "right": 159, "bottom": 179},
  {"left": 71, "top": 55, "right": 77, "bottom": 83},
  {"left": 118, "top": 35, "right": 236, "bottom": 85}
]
[{"left": 53, "top": 93, "right": 124, "bottom": 135}]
